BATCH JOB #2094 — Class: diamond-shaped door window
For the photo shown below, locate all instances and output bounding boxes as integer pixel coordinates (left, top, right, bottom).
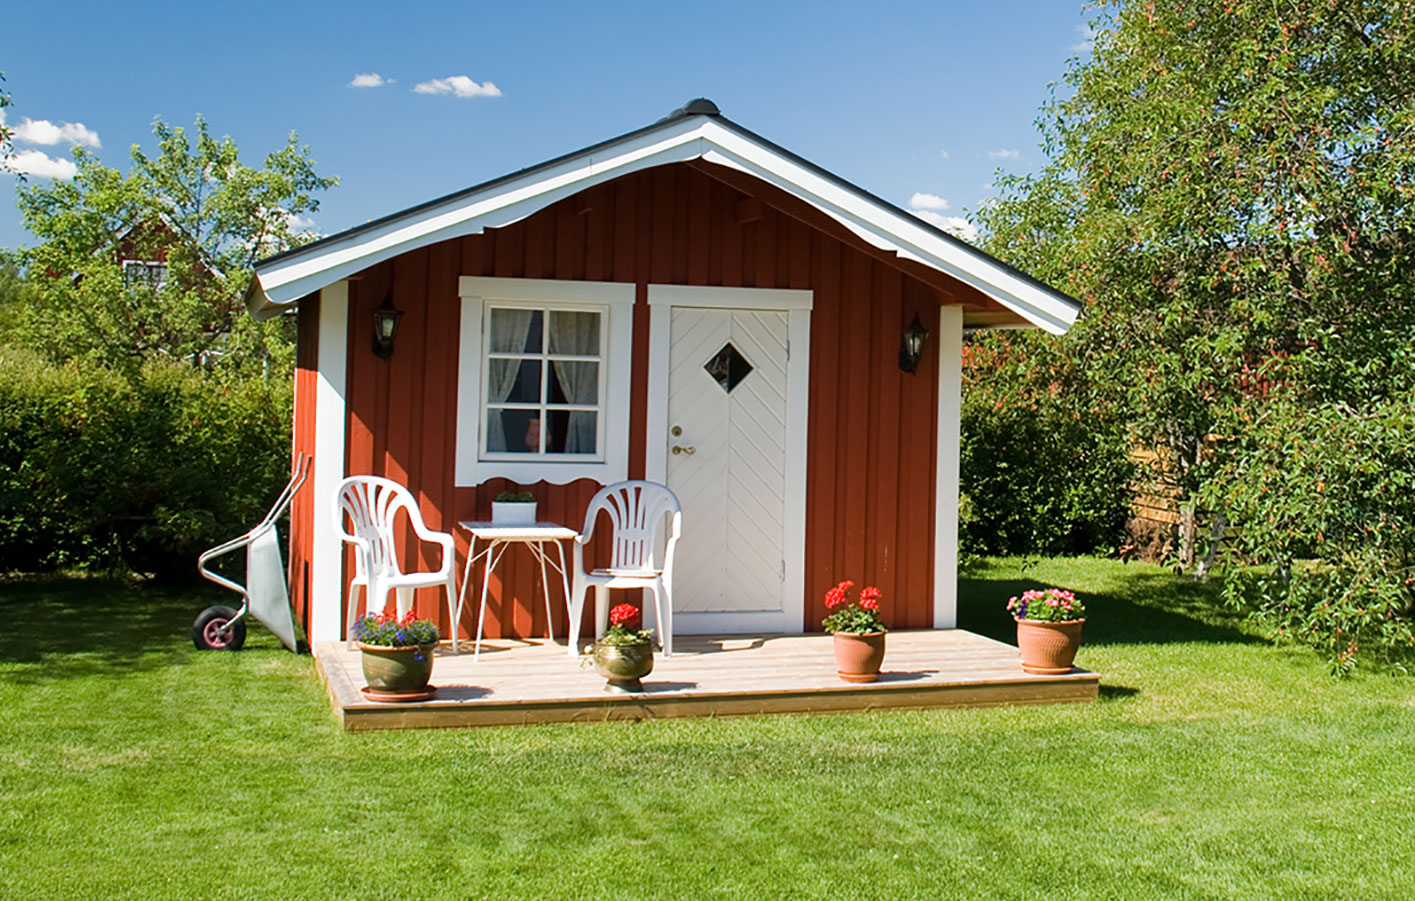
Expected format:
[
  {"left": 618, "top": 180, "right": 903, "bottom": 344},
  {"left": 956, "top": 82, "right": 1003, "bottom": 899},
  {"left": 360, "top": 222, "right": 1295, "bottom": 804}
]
[{"left": 704, "top": 342, "right": 753, "bottom": 394}]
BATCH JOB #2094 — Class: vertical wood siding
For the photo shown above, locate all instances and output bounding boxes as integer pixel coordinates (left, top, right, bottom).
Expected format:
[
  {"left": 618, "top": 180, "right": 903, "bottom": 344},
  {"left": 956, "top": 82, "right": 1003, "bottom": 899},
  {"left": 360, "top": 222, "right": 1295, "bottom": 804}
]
[
  {"left": 329, "top": 161, "right": 949, "bottom": 640},
  {"left": 287, "top": 294, "right": 320, "bottom": 633}
]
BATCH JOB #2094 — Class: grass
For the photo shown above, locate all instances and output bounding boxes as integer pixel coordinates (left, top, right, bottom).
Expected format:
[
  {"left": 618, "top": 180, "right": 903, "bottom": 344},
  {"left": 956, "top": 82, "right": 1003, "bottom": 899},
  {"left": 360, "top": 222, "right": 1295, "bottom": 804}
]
[{"left": 1, "top": 558, "right": 1412, "bottom": 899}]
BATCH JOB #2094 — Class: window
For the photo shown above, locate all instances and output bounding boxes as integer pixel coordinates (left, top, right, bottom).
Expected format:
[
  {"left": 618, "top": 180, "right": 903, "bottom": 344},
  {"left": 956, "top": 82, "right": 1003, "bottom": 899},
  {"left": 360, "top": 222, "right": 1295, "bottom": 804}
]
[
  {"left": 456, "top": 277, "right": 635, "bottom": 487},
  {"left": 122, "top": 259, "right": 168, "bottom": 290},
  {"left": 482, "top": 305, "right": 603, "bottom": 459}
]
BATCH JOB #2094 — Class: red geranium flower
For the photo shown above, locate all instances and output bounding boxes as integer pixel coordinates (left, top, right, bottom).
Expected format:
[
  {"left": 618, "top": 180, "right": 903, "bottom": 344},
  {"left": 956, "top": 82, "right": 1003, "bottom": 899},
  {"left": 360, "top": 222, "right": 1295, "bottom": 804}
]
[{"left": 608, "top": 603, "right": 641, "bottom": 628}]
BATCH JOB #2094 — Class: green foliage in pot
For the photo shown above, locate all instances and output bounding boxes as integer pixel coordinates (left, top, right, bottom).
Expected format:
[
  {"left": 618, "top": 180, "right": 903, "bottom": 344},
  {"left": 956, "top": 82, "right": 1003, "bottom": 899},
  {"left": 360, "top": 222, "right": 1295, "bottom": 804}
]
[
  {"left": 1006, "top": 588, "right": 1086, "bottom": 623},
  {"left": 821, "top": 581, "right": 887, "bottom": 634},
  {"left": 597, "top": 604, "right": 653, "bottom": 647},
  {"left": 494, "top": 490, "right": 535, "bottom": 503},
  {"left": 351, "top": 611, "right": 440, "bottom": 647}
]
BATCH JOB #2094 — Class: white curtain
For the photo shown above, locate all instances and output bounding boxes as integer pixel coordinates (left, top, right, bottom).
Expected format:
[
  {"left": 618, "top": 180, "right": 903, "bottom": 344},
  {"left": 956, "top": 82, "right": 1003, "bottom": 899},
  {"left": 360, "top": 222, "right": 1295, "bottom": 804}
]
[
  {"left": 485, "top": 309, "right": 536, "bottom": 452},
  {"left": 549, "top": 311, "right": 599, "bottom": 453}
]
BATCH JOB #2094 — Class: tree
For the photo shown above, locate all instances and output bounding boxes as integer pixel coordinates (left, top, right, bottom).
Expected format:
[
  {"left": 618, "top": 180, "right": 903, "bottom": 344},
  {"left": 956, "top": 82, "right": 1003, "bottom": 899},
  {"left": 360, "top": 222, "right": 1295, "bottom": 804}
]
[
  {"left": 977, "top": 1, "right": 1415, "bottom": 670},
  {"left": 14, "top": 116, "right": 337, "bottom": 375}
]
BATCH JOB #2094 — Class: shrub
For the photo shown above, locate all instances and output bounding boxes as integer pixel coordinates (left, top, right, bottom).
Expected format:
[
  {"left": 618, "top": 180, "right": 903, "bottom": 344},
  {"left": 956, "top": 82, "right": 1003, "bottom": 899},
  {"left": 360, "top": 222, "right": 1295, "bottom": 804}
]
[
  {"left": 0, "top": 347, "right": 291, "bottom": 576},
  {"left": 961, "top": 332, "right": 1135, "bottom": 557},
  {"left": 1211, "top": 393, "right": 1415, "bottom": 674}
]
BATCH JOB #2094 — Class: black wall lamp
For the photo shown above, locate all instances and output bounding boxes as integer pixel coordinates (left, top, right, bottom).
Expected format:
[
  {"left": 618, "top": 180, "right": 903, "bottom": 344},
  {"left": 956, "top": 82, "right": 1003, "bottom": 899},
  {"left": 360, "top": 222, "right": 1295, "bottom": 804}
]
[
  {"left": 899, "top": 312, "right": 929, "bottom": 374},
  {"left": 370, "top": 294, "right": 403, "bottom": 359}
]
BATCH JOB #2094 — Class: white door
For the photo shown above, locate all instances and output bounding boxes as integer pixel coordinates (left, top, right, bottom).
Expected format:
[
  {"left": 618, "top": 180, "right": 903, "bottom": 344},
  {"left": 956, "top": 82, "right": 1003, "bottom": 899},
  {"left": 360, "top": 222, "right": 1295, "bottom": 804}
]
[{"left": 665, "top": 307, "right": 791, "bottom": 633}]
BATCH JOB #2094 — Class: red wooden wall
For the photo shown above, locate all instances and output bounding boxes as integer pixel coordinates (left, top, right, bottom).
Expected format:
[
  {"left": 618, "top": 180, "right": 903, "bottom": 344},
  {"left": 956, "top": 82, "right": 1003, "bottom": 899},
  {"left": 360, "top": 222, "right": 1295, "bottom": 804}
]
[
  {"left": 287, "top": 295, "right": 320, "bottom": 635},
  {"left": 323, "top": 160, "right": 951, "bottom": 641}
]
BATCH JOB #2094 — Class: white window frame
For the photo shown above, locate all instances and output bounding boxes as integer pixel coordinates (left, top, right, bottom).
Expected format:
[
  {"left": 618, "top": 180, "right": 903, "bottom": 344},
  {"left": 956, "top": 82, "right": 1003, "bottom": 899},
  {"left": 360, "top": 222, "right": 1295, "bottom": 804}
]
[
  {"left": 122, "top": 259, "right": 168, "bottom": 290},
  {"left": 479, "top": 300, "right": 608, "bottom": 462},
  {"left": 456, "top": 277, "right": 634, "bottom": 486}
]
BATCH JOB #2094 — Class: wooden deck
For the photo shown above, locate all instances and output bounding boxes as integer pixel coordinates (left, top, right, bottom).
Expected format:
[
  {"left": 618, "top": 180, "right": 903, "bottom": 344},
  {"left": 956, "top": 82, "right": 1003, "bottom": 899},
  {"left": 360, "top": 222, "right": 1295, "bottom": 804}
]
[{"left": 314, "top": 630, "right": 1099, "bottom": 731}]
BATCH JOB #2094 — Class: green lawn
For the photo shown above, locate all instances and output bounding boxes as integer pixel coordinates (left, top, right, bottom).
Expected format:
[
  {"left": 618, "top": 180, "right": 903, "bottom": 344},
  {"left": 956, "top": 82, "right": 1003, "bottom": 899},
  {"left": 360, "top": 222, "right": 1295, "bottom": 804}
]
[{"left": 2, "top": 559, "right": 1411, "bottom": 899}]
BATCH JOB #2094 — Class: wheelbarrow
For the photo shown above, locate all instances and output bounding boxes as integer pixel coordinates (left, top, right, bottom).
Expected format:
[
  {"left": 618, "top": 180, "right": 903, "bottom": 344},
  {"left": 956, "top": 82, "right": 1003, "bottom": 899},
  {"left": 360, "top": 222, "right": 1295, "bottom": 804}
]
[{"left": 193, "top": 455, "right": 309, "bottom": 651}]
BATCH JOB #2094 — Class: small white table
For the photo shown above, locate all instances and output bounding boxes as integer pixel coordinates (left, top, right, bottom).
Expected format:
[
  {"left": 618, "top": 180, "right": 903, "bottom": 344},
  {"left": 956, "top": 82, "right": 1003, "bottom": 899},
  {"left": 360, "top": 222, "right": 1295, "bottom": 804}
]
[{"left": 456, "top": 521, "right": 578, "bottom": 660}]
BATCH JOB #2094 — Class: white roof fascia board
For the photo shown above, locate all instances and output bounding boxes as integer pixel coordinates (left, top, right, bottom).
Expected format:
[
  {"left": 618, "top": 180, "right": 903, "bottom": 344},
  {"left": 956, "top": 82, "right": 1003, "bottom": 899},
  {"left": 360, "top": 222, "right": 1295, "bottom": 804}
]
[
  {"left": 249, "top": 121, "right": 712, "bottom": 318},
  {"left": 695, "top": 121, "right": 1077, "bottom": 334},
  {"left": 250, "top": 113, "right": 1078, "bottom": 334}
]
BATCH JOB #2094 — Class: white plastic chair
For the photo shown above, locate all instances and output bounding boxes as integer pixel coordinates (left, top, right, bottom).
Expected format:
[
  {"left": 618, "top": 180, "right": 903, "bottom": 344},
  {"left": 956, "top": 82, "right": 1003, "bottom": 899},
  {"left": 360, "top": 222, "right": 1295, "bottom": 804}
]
[
  {"left": 567, "top": 480, "right": 682, "bottom": 658},
  {"left": 333, "top": 475, "right": 459, "bottom": 653}
]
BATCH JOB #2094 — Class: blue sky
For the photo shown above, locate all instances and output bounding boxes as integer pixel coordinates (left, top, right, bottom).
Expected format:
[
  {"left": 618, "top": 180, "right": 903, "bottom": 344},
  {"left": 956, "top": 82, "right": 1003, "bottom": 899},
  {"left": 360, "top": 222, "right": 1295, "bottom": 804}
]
[{"left": 0, "top": 0, "right": 1094, "bottom": 251}]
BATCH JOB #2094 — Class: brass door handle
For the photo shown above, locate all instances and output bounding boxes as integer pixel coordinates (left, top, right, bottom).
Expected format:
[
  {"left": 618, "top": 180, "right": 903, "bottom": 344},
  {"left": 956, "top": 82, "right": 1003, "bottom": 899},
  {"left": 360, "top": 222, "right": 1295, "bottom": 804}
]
[{"left": 671, "top": 445, "right": 696, "bottom": 456}]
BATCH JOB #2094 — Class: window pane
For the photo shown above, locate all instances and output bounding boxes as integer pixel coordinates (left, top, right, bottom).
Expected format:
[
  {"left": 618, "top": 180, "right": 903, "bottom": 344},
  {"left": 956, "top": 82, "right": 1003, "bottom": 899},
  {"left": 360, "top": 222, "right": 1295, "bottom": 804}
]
[
  {"left": 488, "top": 358, "right": 541, "bottom": 404},
  {"left": 489, "top": 308, "right": 542, "bottom": 353},
  {"left": 488, "top": 408, "right": 543, "bottom": 453},
  {"left": 547, "top": 410, "right": 596, "bottom": 454},
  {"left": 548, "top": 361, "right": 598, "bottom": 405},
  {"left": 548, "top": 310, "right": 600, "bottom": 356}
]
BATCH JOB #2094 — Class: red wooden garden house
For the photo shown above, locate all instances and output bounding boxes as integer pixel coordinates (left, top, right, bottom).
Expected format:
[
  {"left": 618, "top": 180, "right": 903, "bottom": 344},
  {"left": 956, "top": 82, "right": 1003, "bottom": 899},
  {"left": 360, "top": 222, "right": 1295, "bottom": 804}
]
[{"left": 247, "top": 99, "right": 1081, "bottom": 651}]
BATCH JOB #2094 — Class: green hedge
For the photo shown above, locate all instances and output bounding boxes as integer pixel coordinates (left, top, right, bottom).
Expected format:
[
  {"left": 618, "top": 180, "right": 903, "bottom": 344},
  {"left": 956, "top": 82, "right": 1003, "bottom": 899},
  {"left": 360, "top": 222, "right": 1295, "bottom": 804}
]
[
  {"left": 0, "top": 348, "right": 291, "bottom": 576},
  {"left": 960, "top": 333, "right": 1135, "bottom": 557}
]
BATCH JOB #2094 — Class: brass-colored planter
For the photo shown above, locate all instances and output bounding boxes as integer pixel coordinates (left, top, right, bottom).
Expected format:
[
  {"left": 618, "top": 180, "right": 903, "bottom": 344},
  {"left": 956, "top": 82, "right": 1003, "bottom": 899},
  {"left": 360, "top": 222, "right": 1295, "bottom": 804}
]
[
  {"left": 592, "top": 639, "right": 654, "bottom": 692},
  {"left": 358, "top": 642, "right": 437, "bottom": 700}
]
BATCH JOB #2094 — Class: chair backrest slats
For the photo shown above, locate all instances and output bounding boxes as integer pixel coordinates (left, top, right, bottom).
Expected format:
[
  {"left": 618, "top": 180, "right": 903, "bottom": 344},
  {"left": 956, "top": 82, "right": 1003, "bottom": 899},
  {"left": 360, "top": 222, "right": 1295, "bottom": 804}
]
[
  {"left": 335, "top": 476, "right": 418, "bottom": 580},
  {"left": 582, "top": 480, "right": 681, "bottom": 572}
]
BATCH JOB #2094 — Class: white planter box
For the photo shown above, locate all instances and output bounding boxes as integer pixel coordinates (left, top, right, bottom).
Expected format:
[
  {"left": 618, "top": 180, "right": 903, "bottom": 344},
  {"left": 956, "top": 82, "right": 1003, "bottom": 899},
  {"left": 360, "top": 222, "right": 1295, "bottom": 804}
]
[{"left": 491, "top": 501, "right": 537, "bottom": 525}]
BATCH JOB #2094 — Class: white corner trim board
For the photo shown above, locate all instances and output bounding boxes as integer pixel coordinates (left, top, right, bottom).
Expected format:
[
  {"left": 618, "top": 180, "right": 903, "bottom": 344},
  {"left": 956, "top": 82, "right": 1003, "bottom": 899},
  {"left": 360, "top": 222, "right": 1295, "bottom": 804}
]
[
  {"left": 454, "top": 277, "right": 635, "bottom": 487},
  {"left": 310, "top": 281, "right": 349, "bottom": 647},
  {"left": 933, "top": 306, "right": 963, "bottom": 629},
  {"left": 250, "top": 112, "right": 1077, "bottom": 336}
]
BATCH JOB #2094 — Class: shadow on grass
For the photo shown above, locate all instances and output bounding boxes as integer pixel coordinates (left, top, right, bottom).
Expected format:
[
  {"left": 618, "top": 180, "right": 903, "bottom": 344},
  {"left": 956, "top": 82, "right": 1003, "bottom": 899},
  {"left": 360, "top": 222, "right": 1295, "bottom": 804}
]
[
  {"left": 0, "top": 576, "right": 277, "bottom": 680},
  {"left": 959, "top": 571, "right": 1260, "bottom": 648},
  {"left": 1098, "top": 684, "right": 1140, "bottom": 701}
]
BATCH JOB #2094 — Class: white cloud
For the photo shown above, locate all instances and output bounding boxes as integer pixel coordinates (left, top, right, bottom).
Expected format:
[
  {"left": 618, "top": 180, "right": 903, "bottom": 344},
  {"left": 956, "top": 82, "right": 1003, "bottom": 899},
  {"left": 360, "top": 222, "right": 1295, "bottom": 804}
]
[
  {"left": 1071, "top": 25, "right": 1097, "bottom": 53},
  {"left": 939, "top": 150, "right": 949, "bottom": 160},
  {"left": 987, "top": 148, "right": 1019, "bottom": 160},
  {"left": 285, "top": 212, "right": 317, "bottom": 232},
  {"left": 413, "top": 76, "right": 501, "bottom": 98},
  {"left": 9, "top": 149, "right": 78, "bottom": 179},
  {"left": 349, "top": 72, "right": 389, "bottom": 88},
  {"left": 909, "top": 192, "right": 950, "bottom": 212},
  {"left": 909, "top": 208, "right": 978, "bottom": 242},
  {"left": 12, "top": 117, "right": 101, "bottom": 148}
]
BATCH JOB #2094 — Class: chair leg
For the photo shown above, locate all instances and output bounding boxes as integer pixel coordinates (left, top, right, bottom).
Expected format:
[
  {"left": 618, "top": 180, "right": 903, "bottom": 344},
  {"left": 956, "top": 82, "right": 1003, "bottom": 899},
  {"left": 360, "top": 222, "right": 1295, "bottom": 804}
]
[
  {"left": 657, "top": 579, "right": 673, "bottom": 658},
  {"left": 444, "top": 574, "right": 459, "bottom": 654},
  {"left": 395, "top": 586, "right": 413, "bottom": 619},
  {"left": 594, "top": 586, "right": 610, "bottom": 638},
  {"left": 345, "top": 583, "right": 363, "bottom": 651},
  {"left": 566, "top": 573, "right": 585, "bottom": 658}
]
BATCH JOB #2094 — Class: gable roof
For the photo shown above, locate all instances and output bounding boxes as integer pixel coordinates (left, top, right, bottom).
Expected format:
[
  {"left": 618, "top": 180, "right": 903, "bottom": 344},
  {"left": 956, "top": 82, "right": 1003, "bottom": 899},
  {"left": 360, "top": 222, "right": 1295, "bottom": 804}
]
[{"left": 247, "top": 99, "right": 1081, "bottom": 334}]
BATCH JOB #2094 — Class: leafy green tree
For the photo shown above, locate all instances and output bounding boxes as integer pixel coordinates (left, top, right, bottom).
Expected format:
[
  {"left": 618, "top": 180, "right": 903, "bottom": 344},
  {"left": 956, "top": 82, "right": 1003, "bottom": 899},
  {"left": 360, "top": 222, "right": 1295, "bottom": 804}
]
[
  {"left": 14, "top": 116, "right": 336, "bottom": 375},
  {"left": 977, "top": 0, "right": 1415, "bottom": 670},
  {"left": 0, "top": 71, "right": 13, "bottom": 172}
]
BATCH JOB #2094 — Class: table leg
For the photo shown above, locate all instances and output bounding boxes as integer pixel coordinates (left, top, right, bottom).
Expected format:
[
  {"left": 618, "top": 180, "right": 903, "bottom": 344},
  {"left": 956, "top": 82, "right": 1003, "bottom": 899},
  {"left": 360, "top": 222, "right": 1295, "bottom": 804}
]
[
  {"left": 535, "top": 541, "right": 553, "bottom": 642},
  {"left": 475, "top": 541, "right": 512, "bottom": 661},
  {"left": 455, "top": 534, "right": 478, "bottom": 654}
]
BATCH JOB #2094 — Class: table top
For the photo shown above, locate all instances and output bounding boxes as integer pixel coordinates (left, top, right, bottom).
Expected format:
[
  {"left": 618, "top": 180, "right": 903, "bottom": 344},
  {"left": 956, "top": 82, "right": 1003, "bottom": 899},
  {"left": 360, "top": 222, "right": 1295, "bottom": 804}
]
[{"left": 458, "top": 521, "right": 579, "bottom": 540}]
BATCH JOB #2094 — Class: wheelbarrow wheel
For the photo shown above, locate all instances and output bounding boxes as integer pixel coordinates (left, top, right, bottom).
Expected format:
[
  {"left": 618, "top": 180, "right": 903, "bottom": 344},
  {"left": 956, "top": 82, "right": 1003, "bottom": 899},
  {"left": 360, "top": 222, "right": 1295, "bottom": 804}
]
[{"left": 192, "top": 605, "right": 247, "bottom": 651}]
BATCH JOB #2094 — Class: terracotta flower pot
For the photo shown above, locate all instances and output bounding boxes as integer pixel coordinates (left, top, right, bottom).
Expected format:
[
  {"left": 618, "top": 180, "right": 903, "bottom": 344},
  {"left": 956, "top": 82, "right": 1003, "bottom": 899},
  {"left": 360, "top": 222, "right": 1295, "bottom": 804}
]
[
  {"left": 1015, "top": 619, "right": 1083, "bottom": 674},
  {"left": 358, "top": 642, "right": 437, "bottom": 700},
  {"left": 832, "top": 631, "right": 886, "bottom": 683},
  {"left": 593, "top": 639, "right": 654, "bottom": 692}
]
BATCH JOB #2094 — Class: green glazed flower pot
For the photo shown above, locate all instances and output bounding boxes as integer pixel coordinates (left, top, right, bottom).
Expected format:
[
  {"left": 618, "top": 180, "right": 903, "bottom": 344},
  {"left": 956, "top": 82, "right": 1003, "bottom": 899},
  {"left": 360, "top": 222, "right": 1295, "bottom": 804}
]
[
  {"left": 592, "top": 639, "right": 654, "bottom": 692},
  {"left": 358, "top": 642, "right": 437, "bottom": 699}
]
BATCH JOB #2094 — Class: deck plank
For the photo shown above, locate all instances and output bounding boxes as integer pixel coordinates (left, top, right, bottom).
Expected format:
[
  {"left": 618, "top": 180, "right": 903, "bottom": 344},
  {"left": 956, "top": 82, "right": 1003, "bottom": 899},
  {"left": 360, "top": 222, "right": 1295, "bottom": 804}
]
[{"left": 316, "top": 630, "right": 1098, "bottom": 730}]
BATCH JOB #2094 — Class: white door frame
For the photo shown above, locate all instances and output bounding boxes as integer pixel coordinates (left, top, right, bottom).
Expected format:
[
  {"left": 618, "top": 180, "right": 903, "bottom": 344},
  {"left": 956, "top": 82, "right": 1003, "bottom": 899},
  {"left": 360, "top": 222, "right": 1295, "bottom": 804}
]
[{"left": 645, "top": 285, "right": 813, "bottom": 634}]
